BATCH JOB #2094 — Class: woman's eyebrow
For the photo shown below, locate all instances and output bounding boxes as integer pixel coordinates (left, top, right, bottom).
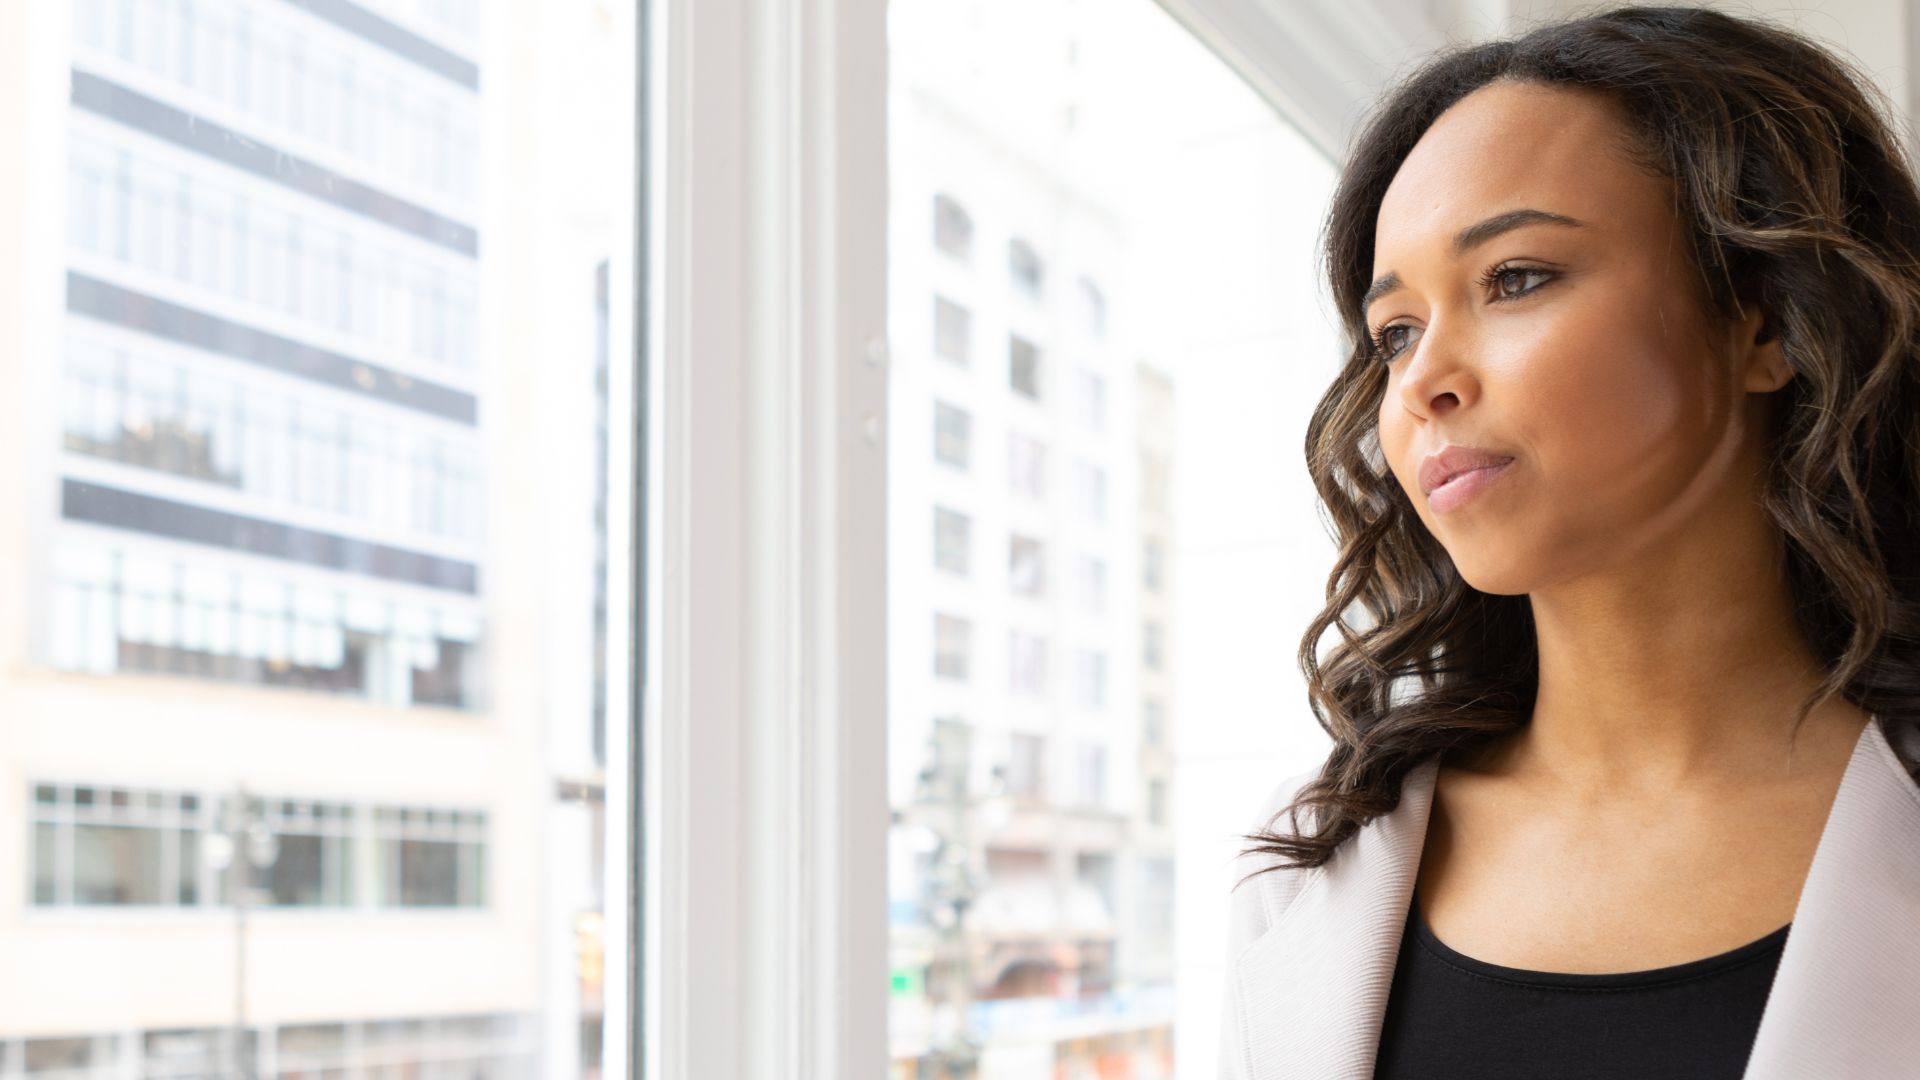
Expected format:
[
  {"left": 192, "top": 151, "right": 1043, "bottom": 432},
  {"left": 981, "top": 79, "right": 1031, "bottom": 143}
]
[{"left": 1362, "top": 209, "right": 1588, "bottom": 315}]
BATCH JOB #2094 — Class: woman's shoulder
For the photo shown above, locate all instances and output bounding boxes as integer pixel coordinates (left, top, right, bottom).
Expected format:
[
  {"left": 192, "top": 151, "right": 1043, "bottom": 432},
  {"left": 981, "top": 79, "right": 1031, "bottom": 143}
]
[{"left": 1224, "top": 762, "right": 1328, "bottom": 955}]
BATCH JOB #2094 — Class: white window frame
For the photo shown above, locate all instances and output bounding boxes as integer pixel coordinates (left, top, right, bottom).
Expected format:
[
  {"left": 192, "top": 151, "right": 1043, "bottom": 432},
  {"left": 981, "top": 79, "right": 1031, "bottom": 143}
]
[{"left": 647, "top": 0, "right": 888, "bottom": 1076}]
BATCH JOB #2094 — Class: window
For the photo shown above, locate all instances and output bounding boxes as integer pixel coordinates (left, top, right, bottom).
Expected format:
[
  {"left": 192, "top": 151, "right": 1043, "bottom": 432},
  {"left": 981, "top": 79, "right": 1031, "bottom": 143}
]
[
  {"left": 246, "top": 796, "right": 356, "bottom": 907},
  {"left": 28, "top": 784, "right": 200, "bottom": 907},
  {"left": 933, "top": 192, "right": 973, "bottom": 260},
  {"left": 1008, "top": 631, "right": 1048, "bottom": 695},
  {"left": 933, "top": 294, "right": 972, "bottom": 366},
  {"left": 923, "top": 717, "right": 974, "bottom": 803},
  {"left": 373, "top": 805, "right": 488, "bottom": 908},
  {"left": 1143, "top": 537, "right": 1165, "bottom": 591},
  {"left": 1076, "top": 743, "right": 1107, "bottom": 806},
  {"left": 1076, "top": 648, "right": 1108, "bottom": 711},
  {"left": 1009, "top": 334, "right": 1042, "bottom": 399},
  {"left": 933, "top": 506, "right": 971, "bottom": 575},
  {"left": 1075, "top": 460, "right": 1108, "bottom": 522},
  {"left": 884, "top": 0, "right": 1355, "bottom": 1074},
  {"left": 1008, "top": 431, "right": 1047, "bottom": 498},
  {"left": 1008, "top": 237, "right": 1045, "bottom": 297},
  {"left": 1143, "top": 698, "right": 1167, "bottom": 748},
  {"left": 38, "top": 2, "right": 638, "bottom": 1072},
  {"left": 1008, "top": 533, "right": 1046, "bottom": 597},
  {"left": 1077, "top": 367, "right": 1107, "bottom": 432},
  {"left": 1005, "top": 733, "right": 1046, "bottom": 800},
  {"left": 1077, "top": 554, "right": 1108, "bottom": 615},
  {"left": 933, "top": 400, "right": 971, "bottom": 468},
  {"left": 934, "top": 613, "right": 972, "bottom": 680},
  {"left": 30, "top": 784, "right": 486, "bottom": 912}
]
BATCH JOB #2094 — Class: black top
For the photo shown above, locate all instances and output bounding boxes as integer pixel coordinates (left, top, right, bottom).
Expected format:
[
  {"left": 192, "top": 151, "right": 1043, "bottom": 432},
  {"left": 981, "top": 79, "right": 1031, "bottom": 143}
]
[{"left": 1372, "top": 889, "right": 1790, "bottom": 1080}]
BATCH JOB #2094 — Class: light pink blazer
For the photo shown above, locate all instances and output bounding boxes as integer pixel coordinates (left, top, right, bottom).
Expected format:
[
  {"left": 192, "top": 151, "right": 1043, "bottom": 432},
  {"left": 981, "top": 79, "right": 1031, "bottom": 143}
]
[{"left": 1218, "top": 713, "right": 1920, "bottom": 1079}]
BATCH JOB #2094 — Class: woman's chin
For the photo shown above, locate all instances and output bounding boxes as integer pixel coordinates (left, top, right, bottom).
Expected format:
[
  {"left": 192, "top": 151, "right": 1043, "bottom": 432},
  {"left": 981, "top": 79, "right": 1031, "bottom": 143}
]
[{"left": 1446, "top": 554, "right": 1537, "bottom": 597}]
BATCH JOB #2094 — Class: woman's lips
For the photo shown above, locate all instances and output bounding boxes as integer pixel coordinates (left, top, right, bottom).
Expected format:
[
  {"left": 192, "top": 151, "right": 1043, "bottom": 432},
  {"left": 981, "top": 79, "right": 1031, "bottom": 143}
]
[{"left": 1427, "top": 459, "right": 1514, "bottom": 514}]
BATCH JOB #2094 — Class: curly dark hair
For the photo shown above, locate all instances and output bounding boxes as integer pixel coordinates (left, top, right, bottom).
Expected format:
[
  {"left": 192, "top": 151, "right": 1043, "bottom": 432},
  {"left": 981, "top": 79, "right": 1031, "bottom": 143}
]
[{"left": 1238, "top": 4, "right": 1920, "bottom": 881}]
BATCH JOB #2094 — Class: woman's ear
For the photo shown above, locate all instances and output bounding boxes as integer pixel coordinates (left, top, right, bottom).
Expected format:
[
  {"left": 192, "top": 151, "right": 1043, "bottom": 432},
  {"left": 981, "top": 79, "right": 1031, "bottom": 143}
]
[{"left": 1734, "top": 295, "right": 1791, "bottom": 393}]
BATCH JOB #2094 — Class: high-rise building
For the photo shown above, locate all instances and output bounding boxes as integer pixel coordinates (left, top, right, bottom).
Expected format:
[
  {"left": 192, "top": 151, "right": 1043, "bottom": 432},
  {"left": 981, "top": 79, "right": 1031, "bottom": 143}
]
[
  {"left": 1, "top": 1, "right": 629, "bottom": 1075},
  {"left": 885, "top": 30, "right": 1178, "bottom": 1075}
]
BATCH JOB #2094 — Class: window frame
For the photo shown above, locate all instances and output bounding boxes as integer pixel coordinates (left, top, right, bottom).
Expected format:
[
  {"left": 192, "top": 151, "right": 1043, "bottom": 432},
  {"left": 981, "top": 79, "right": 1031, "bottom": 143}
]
[{"left": 648, "top": 0, "right": 889, "bottom": 1076}]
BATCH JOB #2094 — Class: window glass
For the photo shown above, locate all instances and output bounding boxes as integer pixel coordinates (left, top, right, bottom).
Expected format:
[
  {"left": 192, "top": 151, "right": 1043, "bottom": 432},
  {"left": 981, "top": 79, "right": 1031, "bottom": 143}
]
[
  {"left": 889, "top": 1, "right": 1338, "bottom": 1077},
  {"left": 934, "top": 507, "right": 972, "bottom": 576},
  {"left": 1008, "top": 631, "right": 1047, "bottom": 696},
  {"left": 1007, "top": 432, "right": 1046, "bottom": 499},
  {"left": 1008, "top": 237, "right": 1045, "bottom": 298},
  {"left": 934, "top": 294, "right": 972, "bottom": 366},
  {"left": 1008, "top": 334, "right": 1042, "bottom": 399},
  {"left": 933, "top": 401, "right": 972, "bottom": 469},
  {"left": 16, "top": 3, "right": 641, "bottom": 1076},
  {"left": 934, "top": 193, "right": 974, "bottom": 260},
  {"left": 1007, "top": 534, "right": 1046, "bottom": 597},
  {"left": 934, "top": 614, "right": 972, "bottom": 680}
]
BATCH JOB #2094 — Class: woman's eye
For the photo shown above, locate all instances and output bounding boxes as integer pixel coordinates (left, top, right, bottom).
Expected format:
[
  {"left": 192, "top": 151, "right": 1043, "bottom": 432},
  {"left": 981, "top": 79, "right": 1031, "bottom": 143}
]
[
  {"left": 1490, "top": 266, "right": 1553, "bottom": 298},
  {"left": 1374, "top": 324, "right": 1418, "bottom": 361}
]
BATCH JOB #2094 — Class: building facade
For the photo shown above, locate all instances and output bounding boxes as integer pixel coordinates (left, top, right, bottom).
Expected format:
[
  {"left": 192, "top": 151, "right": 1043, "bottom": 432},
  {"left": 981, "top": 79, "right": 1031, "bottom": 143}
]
[
  {"left": 1, "top": 1, "right": 624, "bottom": 1076},
  {"left": 886, "top": 63, "right": 1179, "bottom": 1079}
]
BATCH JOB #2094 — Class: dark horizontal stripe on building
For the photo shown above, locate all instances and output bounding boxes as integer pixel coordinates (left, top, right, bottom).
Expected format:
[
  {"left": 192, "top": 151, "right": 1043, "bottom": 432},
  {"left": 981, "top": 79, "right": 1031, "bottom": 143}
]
[
  {"left": 63, "top": 479, "right": 480, "bottom": 595},
  {"left": 278, "top": 0, "right": 480, "bottom": 91},
  {"left": 71, "top": 71, "right": 479, "bottom": 258},
  {"left": 68, "top": 272, "right": 478, "bottom": 427}
]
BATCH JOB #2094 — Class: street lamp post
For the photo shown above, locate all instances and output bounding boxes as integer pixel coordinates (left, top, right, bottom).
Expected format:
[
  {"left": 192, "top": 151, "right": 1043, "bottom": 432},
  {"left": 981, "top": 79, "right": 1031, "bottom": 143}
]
[
  {"left": 912, "top": 725, "right": 1011, "bottom": 1080},
  {"left": 204, "top": 784, "right": 279, "bottom": 1080}
]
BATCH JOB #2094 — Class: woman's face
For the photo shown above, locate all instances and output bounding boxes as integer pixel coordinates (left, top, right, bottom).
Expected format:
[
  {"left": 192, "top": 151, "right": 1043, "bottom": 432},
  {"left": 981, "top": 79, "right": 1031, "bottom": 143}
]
[{"left": 1369, "top": 79, "right": 1780, "bottom": 595}]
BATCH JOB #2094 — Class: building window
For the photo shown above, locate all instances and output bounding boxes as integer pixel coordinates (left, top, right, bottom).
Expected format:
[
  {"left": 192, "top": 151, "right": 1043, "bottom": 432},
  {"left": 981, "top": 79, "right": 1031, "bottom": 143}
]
[
  {"left": 1075, "top": 460, "right": 1107, "bottom": 522},
  {"left": 1077, "top": 554, "right": 1107, "bottom": 615},
  {"left": 1077, "top": 743, "right": 1107, "bottom": 807},
  {"left": 1077, "top": 648, "right": 1107, "bottom": 710},
  {"left": 933, "top": 193, "right": 973, "bottom": 260},
  {"left": 239, "top": 796, "right": 356, "bottom": 907},
  {"left": 933, "top": 400, "right": 971, "bottom": 469},
  {"left": 1009, "top": 335, "right": 1042, "bottom": 400},
  {"left": 373, "top": 805, "right": 488, "bottom": 908},
  {"left": 1008, "top": 631, "right": 1047, "bottom": 695},
  {"left": 30, "top": 783, "right": 487, "bottom": 910},
  {"left": 1142, "top": 620, "right": 1165, "bottom": 670},
  {"left": 1008, "top": 534, "right": 1046, "bottom": 597},
  {"left": 1143, "top": 698, "right": 1166, "bottom": 748},
  {"left": 29, "top": 783, "right": 211, "bottom": 906},
  {"left": 1006, "top": 733, "right": 1046, "bottom": 800},
  {"left": 1076, "top": 851, "right": 1114, "bottom": 914},
  {"left": 1143, "top": 537, "right": 1165, "bottom": 591},
  {"left": 1008, "top": 237, "right": 1045, "bottom": 298},
  {"left": 1077, "top": 275, "right": 1107, "bottom": 340},
  {"left": 46, "top": 545, "right": 484, "bottom": 711},
  {"left": 934, "top": 295, "right": 972, "bottom": 366},
  {"left": 923, "top": 716, "right": 973, "bottom": 803},
  {"left": 1008, "top": 432, "right": 1046, "bottom": 499},
  {"left": 934, "top": 613, "right": 971, "bottom": 680},
  {"left": 933, "top": 507, "right": 971, "bottom": 576},
  {"left": 1077, "top": 368, "right": 1107, "bottom": 432},
  {"left": 1148, "top": 778, "right": 1169, "bottom": 826}
]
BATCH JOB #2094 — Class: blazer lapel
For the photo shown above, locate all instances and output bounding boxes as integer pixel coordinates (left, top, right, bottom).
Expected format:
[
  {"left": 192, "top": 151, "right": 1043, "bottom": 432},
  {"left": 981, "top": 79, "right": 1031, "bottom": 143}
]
[
  {"left": 1743, "top": 713, "right": 1920, "bottom": 1079},
  {"left": 1235, "top": 755, "right": 1441, "bottom": 1080},
  {"left": 1230, "top": 714, "right": 1920, "bottom": 1080}
]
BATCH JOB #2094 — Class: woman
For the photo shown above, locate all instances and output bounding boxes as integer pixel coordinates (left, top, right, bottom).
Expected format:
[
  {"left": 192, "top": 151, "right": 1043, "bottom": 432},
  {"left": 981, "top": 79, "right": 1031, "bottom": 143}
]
[{"left": 1218, "top": 7, "right": 1920, "bottom": 1079}]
